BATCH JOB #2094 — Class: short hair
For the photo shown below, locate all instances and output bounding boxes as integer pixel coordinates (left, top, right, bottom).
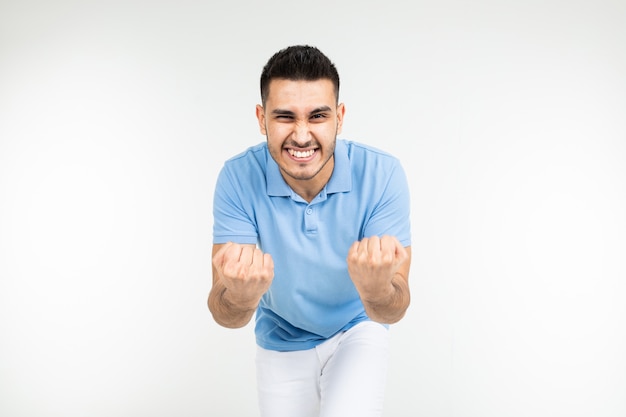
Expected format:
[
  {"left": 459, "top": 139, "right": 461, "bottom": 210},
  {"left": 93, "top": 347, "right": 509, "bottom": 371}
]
[{"left": 260, "top": 45, "right": 340, "bottom": 106}]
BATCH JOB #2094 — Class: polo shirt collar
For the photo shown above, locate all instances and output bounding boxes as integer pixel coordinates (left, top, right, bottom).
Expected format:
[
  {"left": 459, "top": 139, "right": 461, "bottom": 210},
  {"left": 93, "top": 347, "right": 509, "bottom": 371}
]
[{"left": 266, "top": 140, "right": 352, "bottom": 197}]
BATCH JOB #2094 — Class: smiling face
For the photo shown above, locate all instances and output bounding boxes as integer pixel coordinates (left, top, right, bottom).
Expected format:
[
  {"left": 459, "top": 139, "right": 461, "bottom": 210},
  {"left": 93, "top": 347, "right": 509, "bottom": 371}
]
[{"left": 256, "top": 78, "right": 345, "bottom": 202}]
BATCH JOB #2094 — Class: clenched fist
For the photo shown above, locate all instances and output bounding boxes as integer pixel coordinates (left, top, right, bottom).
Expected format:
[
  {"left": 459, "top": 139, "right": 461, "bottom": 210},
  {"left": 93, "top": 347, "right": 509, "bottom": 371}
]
[
  {"left": 212, "top": 242, "right": 274, "bottom": 309},
  {"left": 346, "top": 235, "right": 409, "bottom": 305}
]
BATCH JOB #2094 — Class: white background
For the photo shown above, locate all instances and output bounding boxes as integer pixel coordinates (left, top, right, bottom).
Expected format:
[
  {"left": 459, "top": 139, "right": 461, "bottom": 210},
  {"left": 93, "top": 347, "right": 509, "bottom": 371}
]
[{"left": 1, "top": 1, "right": 625, "bottom": 416}]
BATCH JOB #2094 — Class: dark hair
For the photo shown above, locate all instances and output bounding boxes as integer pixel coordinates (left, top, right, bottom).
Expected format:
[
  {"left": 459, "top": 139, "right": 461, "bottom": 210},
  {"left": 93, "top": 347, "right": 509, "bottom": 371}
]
[{"left": 260, "top": 45, "right": 340, "bottom": 105}]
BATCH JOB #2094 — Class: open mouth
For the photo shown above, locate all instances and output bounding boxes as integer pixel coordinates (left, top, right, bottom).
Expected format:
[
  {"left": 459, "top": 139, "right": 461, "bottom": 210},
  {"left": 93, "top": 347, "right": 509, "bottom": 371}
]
[{"left": 287, "top": 148, "right": 316, "bottom": 160}]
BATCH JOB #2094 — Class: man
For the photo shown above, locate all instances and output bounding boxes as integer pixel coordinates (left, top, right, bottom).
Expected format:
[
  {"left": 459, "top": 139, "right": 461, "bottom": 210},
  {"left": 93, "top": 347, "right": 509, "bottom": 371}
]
[{"left": 208, "top": 45, "right": 411, "bottom": 417}]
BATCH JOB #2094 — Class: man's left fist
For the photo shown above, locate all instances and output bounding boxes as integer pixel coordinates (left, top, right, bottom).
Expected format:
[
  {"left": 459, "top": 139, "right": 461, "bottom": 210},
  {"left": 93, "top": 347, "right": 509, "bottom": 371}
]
[{"left": 346, "top": 235, "right": 408, "bottom": 301}]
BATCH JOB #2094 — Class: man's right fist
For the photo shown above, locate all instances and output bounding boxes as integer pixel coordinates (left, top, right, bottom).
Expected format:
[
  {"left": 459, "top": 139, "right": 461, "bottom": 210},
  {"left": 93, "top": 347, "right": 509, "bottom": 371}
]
[{"left": 212, "top": 242, "right": 274, "bottom": 308}]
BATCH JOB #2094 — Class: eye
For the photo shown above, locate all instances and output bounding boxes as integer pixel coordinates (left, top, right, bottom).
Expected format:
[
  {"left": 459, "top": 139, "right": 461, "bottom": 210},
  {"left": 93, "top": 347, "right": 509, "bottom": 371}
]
[{"left": 310, "top": 113, "right": 328, "bottom": 121}]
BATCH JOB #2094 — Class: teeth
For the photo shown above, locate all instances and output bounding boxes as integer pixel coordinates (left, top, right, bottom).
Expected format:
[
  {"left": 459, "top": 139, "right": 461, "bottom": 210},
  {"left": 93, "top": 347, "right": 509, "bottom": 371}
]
[{"left": 289, "top": 149, "right": 315, "bottom": 158}]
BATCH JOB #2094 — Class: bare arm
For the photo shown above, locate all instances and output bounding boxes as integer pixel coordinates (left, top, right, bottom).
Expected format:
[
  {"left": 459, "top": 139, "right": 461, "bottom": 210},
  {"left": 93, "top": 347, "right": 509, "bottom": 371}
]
[
  {"left": 347, "top": 236, "right": 411, "bottom": 324},
  {"left": 208, "top": 242, "right": 274, "bottom": 328}
]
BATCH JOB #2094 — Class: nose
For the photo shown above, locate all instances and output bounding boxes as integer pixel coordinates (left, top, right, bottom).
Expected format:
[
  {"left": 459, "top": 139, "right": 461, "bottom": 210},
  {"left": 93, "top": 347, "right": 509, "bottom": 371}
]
[{"left": 291, "top": 121, "right": 311, "bottom": 145}]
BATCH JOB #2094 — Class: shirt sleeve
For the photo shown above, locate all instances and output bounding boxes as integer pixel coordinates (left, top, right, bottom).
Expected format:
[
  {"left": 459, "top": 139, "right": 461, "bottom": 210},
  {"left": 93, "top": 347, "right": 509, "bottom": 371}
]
[
  {"left": 363, "top": 160, "right": 412, "bottom": 247},
  {"left": 212, "top": 165, "right": 259, "bottom": 245}
]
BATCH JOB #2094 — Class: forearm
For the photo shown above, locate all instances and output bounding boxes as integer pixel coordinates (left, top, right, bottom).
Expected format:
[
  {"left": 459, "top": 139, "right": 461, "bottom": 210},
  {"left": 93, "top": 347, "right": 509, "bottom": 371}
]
[
  {"left": 361, "top": 274, "right": 410, "bottom": 324},
  {"left": 208, "top": 281, "right": 257, "bottom": 329}
]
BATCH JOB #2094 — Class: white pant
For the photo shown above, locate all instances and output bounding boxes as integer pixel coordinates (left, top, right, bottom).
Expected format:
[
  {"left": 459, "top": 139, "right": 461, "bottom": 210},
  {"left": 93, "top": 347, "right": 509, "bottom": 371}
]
[{"left": 256, "top": 321, "right": 390, "bottom": 417}]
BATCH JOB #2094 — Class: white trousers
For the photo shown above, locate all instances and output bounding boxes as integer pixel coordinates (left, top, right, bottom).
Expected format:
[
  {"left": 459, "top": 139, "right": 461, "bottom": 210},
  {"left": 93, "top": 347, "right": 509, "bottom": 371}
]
[{"left": 256, "top": 321, "right": 390, "bottom": 417}]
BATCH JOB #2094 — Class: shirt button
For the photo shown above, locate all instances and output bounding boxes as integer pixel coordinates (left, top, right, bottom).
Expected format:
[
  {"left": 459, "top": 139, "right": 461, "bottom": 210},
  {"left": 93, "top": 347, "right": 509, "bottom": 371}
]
[{"left": 306, "top": 208, "right": 313, "bottom": 215}]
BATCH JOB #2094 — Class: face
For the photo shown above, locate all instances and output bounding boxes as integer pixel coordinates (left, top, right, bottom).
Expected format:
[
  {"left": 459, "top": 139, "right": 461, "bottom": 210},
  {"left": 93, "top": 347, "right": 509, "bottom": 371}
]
[{"left": 256, "top": 79, "right": 345, "bottom": 199}]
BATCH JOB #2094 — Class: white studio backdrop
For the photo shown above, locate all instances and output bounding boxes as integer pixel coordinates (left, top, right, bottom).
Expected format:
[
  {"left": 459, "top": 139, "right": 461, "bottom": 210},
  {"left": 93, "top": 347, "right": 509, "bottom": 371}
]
[{"left": 1, "top": 1, "right": 625, "bottom": 416}]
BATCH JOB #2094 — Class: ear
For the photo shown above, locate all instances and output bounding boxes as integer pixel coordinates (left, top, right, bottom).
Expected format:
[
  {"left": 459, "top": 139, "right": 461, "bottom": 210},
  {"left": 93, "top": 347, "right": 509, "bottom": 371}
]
[
  {"left": 255, "top": 104, "right": 267, "bottom": 135},
  {"left": 336, "top": 103, "right": 346, "bottom": 135}
]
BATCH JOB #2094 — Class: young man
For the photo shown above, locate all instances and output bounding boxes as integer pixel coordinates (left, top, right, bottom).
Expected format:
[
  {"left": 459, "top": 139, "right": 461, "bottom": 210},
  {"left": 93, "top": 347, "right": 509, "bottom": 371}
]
[{"left": 208, "top": 45, "right": 411, "bottom": 417}]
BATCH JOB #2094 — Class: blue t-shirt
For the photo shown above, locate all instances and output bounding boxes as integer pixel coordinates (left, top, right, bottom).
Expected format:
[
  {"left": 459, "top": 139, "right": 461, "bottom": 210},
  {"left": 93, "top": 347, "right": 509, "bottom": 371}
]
[{"left": 213, "top": 139, "right": 411, "bottom": 351}]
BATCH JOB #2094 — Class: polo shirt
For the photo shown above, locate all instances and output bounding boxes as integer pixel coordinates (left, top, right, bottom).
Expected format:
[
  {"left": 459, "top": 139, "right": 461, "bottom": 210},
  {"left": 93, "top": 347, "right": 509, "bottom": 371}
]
[{"left": 212, "top": 139, "right": 411, "bottom": 351}]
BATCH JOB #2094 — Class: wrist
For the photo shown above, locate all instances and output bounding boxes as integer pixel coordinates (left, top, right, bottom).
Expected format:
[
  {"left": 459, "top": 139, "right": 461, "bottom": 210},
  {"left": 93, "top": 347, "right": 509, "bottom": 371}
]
[
  {"left": 360, "top": 282, "right": 395, "bottom": 305},
  {"left": 222, "top": 288, "right": 260, "bottom": 312}
]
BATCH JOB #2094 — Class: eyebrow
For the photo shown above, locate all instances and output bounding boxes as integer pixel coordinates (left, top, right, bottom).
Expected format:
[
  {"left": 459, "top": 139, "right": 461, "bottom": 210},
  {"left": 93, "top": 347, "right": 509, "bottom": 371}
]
[{"left": 271, "top": 106, "right": 333, "bottom": 117}]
